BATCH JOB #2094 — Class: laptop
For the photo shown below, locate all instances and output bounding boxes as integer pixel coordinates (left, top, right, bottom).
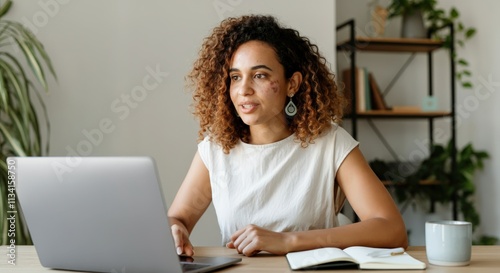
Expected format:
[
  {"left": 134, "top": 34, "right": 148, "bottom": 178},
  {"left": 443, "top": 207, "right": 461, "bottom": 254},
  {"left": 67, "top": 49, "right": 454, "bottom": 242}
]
[{"left": 13, "top": 156, "right": 241, "bottom": 273}]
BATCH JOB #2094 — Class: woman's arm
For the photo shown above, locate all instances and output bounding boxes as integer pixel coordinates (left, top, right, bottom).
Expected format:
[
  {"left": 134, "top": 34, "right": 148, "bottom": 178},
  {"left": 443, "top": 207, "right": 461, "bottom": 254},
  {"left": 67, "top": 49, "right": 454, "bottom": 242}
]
[
  {"left": 228, "top": 147, "right": 408, "bottom": 256},
  {"left": 287, "top": 146, "right": 408, "bottom": 250},
  {"left": 168, "top": 151, "right": 212, "bottom": 256}
]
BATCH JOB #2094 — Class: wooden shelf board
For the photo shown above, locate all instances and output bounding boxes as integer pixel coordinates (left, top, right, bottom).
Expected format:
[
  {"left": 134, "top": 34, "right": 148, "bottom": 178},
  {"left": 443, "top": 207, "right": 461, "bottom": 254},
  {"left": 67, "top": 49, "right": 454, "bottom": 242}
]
[
  {"left": 337, "top": 36, "right": 444, "bottom": 52},
  {"left": 349, "top": 110, "right": 452, "bottom": 119}
]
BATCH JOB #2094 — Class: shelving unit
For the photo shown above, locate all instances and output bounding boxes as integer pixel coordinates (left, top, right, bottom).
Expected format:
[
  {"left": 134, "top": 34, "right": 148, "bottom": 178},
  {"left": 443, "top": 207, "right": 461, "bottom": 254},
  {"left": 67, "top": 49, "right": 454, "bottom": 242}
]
[{"left": 336, "top": 19, "right": 459, "bottom": 219}]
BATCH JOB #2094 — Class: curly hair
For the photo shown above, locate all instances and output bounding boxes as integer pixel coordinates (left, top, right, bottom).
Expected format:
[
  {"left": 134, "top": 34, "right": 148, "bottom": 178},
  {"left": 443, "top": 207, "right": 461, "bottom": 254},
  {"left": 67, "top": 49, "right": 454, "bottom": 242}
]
[{"left": 187, "top": 15, "right": 347, "bottom": 153}]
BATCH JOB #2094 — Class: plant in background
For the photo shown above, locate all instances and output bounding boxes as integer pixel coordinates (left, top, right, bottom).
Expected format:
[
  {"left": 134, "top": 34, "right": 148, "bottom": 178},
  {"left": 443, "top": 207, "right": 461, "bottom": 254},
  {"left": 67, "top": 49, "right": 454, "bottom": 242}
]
[
  {"left": 387, "top": 0, "right": 436, "bottom": 17},
  {"left": 0, "top": 0, "right": 56, "bottom": 244},
  {"left": 426, "top": 6, "right": 476, "bottom": 89},
  {"left": 387, "top": 0, "right": 477, "bottom": 89},
  {"left": 390, "top": 140, "right": 494, "bottom": 244},
  {"left": 398, "top": 142, "right": 486, "bottom": 227}
]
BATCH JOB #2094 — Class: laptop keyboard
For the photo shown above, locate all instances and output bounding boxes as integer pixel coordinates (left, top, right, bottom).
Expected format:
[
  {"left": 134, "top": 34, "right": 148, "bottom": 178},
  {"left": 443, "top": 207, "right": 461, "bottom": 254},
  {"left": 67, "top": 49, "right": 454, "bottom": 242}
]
[{"left": 181, "top": 262, "right": 211, "bottom": 272}]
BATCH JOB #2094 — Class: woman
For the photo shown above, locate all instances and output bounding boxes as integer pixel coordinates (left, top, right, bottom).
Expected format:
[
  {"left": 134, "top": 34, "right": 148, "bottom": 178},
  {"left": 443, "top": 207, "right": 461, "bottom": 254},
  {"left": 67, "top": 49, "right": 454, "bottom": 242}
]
[{"left": 168, "top": 15, "right": 408, "bottom": 257}]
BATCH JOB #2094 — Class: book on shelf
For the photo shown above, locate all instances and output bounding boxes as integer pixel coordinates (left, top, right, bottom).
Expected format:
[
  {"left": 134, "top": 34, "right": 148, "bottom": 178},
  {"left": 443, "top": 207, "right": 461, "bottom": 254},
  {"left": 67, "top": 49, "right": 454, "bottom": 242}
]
[
  {"left": 363, "top": 67, "right": 371, "bottom": 111},
  {"left": 341, "top": 68, "right": 354, "bottom": 113},
  {"left": 342, "top": 67, "right": 366, "bottom": 112},
  {"left": 286, "top": 246, "right": 426, "bottom": 270},
  {"left": 342, "top": 68, "right": 389, "bottom": 113},
  {"left": 368, "top": 72, "right": 389, "bottom": 110}
]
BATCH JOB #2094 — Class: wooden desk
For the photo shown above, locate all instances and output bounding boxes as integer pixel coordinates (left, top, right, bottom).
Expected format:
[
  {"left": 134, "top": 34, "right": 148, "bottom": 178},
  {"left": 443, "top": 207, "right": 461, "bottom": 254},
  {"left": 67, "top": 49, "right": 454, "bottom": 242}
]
[{"left": 2, "top": 245, "right": 499, "bottom": 272}]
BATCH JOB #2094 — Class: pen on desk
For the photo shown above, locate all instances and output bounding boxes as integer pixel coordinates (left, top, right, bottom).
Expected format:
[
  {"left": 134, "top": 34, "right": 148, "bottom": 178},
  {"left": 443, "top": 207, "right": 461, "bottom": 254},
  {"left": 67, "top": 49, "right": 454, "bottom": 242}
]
[{"left": 367, "top": 247, "right": 405, "bottom": 258}]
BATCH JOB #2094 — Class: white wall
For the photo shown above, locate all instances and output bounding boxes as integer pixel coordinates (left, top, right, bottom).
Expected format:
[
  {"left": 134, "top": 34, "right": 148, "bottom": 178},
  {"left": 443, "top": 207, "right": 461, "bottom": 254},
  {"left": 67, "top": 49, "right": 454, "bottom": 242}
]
[
  {"left": 6, "top": 0, "right": 336, "bottom": 246},
  {"left": 337, "top": 0, "right": 500, "bottom": 245}
]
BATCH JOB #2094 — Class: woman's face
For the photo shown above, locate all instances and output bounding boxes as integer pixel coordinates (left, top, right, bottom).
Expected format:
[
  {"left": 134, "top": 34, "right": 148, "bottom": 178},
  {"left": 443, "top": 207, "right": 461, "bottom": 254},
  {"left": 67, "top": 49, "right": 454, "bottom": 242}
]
[{"left": 229, "top": 40, "right": 292, "bottom": 129}]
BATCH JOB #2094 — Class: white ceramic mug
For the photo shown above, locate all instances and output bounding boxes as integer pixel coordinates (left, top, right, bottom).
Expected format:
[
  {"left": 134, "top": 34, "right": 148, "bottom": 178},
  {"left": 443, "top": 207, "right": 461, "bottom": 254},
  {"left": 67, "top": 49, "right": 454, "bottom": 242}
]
[{"left": 425, "top": 220, "right": 472, "bottom": 266}]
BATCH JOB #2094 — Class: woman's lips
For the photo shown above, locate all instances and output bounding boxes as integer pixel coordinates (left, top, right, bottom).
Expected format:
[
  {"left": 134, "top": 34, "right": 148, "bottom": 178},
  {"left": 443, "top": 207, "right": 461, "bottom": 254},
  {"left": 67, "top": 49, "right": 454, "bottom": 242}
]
[{"left": 239, "top": 103, "right": 258, "bottom": 113}]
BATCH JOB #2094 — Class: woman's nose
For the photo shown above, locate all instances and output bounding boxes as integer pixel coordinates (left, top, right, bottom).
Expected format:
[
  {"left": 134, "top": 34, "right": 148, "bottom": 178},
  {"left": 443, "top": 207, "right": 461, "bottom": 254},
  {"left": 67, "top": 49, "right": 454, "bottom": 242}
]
[{"left": 238, "top": 78, "right": 254, "bottom": 96}]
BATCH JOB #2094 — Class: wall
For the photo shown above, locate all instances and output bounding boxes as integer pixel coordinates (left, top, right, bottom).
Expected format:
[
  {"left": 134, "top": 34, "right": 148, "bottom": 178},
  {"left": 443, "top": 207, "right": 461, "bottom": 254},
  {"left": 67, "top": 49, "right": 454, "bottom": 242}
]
[
  {"left": 5, "top": 0, "right": 336, "bottom": 246},
  {"left": 337, "top": 0, "right": 500, "bottom": 245}
]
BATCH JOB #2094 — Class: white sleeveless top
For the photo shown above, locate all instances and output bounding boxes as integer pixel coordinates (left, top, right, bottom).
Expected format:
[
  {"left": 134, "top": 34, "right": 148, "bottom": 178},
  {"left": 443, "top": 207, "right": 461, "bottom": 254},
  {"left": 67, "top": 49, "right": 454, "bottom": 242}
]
[{"left": 198, "top": 124, "right": 359, "bottom": 244}]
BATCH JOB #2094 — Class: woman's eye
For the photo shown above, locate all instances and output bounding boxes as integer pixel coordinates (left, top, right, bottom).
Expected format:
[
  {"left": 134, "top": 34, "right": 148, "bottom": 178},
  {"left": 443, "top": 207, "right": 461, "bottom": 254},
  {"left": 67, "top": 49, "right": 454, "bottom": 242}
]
[
  {"left": 254, "top": 73, "right": 266, "bottom": 79},
  {"left": 230, "top": 75, "right": 240, "bottom": 81}
]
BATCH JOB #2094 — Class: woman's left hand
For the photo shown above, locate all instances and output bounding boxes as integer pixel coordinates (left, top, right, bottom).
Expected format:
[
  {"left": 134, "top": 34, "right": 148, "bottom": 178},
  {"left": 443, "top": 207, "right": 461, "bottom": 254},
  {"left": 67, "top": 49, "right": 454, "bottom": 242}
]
[{"left": 226, "top": 224, "right": 291, "bottom": 256}]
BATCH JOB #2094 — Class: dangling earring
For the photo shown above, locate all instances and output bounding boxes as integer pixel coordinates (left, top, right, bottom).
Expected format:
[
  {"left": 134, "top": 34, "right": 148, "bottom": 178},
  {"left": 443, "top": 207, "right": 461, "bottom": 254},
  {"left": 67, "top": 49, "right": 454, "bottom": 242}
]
[{"left": 285, "top": 94, "right": 297, "bottom": 117}]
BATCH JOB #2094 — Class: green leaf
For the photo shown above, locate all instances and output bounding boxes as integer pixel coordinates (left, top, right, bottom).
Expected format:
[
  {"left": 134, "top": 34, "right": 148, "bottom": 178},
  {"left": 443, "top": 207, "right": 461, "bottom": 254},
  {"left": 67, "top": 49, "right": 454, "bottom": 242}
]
[
  {"left": 461, "top": 144, "right": 473, "bottom": 157},
  {"left": 0, "top": 58, "right": 29, "bottom": 107},
  {"left": 458, "top": 59, "right": 469, "bottom": 66},
  {"left": 0, "top": 21, "right": 51, "bottom": 91},
  {"left": 476, "top": 151, "right": 490, "bottom": 159},
  {"left": 465, "top": 28, "right": 477, "bottom": 39},
  {"left": 9, "top": 110, "right": 31, "bottom": 152},
  {"left": 0, "top": 0, "right": 12, "bottom": 18},
  {"left": 462, "top": 82, "right": 473, "bottom": 88},
  {"left": 15, "top": 22, "right": 57, "bottom": 81},
  {"left": 462, "top": 70, "right": 472, "bottom": 76},
  {"left": 0, "top": 123, "right": 27, "bottom": 156},
  {"left": 450, "top": 8, "right": 459, "bottom": 19},
  {"left": 0, "top": 55, "right": 32, "bottom": 136},
  {"left": 12, "top": 35, "right": 48, "bottom": 90},
  {"left": 0, "top": 74, "right": 8, "bottom": 112},
  {"left": 458, "top": 22, "right": 464, "bottom": 31}
]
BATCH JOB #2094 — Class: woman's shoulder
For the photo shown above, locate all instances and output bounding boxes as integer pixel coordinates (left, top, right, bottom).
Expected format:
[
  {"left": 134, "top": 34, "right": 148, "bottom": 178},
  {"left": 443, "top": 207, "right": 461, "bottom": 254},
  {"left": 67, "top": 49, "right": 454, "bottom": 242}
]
[
  {"left": 322, "top": 123, "right": 350, "bottom": 138},
  {"left": 198, "top": 135, "right": 218, "bottom": 149},
  {"left": 198, "top": 135, "right": 230, "bottom": 156},
  {"left": 318, "top": 123, "right": 358, "bottom": 149}
]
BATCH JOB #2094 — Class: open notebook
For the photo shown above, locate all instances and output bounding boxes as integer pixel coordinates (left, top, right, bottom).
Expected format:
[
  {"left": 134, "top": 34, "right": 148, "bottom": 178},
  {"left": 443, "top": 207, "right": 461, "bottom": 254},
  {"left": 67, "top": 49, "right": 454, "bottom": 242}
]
[{"left": 286, "top": 246, "right": 426, "bottom": 270}]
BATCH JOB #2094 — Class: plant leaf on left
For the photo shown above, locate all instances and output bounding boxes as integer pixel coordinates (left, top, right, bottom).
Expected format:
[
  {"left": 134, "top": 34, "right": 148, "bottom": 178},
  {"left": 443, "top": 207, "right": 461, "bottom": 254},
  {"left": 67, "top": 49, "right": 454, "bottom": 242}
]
[{"left": 0, "top": 0, "right": 57, "bottom": 245}]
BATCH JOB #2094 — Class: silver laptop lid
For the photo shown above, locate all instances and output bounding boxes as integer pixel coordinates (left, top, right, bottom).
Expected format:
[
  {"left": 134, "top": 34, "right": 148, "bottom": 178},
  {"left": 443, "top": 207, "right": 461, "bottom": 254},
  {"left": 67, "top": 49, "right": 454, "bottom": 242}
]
[{"left": 14, "top": 156, "right": 184, "bottom": 273}]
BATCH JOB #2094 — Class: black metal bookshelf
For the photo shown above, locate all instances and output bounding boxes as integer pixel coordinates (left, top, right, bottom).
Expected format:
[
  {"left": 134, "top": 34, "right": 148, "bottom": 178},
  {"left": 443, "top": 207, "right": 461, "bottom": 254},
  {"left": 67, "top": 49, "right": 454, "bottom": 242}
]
[{"left": 336, "top": 19, "right": 458, "bottom": 220}]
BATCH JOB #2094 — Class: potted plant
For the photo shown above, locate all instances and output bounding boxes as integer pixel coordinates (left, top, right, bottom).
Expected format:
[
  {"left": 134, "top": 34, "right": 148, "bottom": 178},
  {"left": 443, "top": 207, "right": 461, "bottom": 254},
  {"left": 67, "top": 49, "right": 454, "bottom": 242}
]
[
  {"left": 396, "top": 142, "right": 486, "bottom": 225},
  {"left": 387, "top": 0, "right": 477, "bottom": 89},
  {"left": 0, "top": 0, "right": 56, "bottom": 244},
  {"left": 385, "top": 140, "right": 496, "bottom": 244},
  {"left": 387, "top": 0, "right": 436, "bottom": 38}
]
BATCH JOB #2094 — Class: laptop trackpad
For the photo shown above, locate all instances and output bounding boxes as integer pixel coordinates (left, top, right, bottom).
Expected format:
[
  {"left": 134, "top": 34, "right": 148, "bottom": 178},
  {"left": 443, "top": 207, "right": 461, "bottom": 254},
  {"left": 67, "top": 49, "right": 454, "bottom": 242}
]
[
  {"left": 179, "top": 256, "right": 241, "bottom": 272},
  {"left": 181, "top": 262, "right": 211, "bottom": 272}
]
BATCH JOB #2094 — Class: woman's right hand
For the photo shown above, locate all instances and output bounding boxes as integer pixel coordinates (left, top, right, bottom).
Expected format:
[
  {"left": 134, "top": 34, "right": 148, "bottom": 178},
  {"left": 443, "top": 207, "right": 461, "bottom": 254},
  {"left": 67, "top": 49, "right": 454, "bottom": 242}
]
[
  {"left": 168, "top": 152, "right": 212, "bottom": 257},
  {"left": 171, "top": 223, "right": 195, "bottom": 256}
]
